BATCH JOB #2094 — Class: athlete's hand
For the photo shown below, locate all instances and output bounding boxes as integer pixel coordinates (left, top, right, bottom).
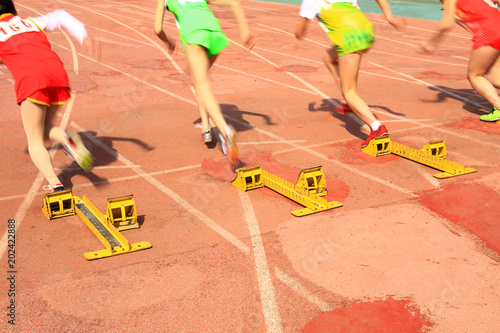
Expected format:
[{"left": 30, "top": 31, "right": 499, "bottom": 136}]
[
  {"left": 164, "top": 35, "right": 177, "bottom": 54},
  {"left": 242, "top": 35, "right": 256, "bottom": 51},
  {"left": 388, "top": 16, "right": 405, "bottom": 31},
  {"left": 419, "top": 41, "right": 436, "bottom": 54},
  {"left": 83, "top": 37, "right": 101, "bottom": 60}
]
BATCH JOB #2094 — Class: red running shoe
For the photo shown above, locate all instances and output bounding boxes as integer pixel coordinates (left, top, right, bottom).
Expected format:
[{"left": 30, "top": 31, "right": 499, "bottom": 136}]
[
  {"left": 361, "top": 125, "right": 389, "bottom": 148},
  {"left": 218, "top": 125, "right": 240, "bottom": 170},
  {"left": 335, "top": 102, "right": 353, "bottom": 114}
]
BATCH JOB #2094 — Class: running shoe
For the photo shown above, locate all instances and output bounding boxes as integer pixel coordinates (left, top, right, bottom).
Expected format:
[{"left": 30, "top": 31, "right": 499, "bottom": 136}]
[
  {"left": 335, "top": 102, "right": 353, "bottom": 114},
  {"left": 218, "top": 125, "right": 240, "bottom": 169},
  {"left": 479, "top": 107, "right": 500, "bottom": 122},
  {"left": 202, "top": 130, "right": 213, "bottom": 143},
  {"left": 361, "top": 125, "right": 389, "bottom": 148},
  {"left": 63, "top": 130, "right": 93, "bottom": 172},
  {"left": 43, "top": 183, "right": 65, "bottom": 193}
]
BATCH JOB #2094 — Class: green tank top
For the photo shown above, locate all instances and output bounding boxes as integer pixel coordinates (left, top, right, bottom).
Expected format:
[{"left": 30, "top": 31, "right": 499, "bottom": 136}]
[{"left": 165, "top": 0, "right": 223, "bottom": 37}]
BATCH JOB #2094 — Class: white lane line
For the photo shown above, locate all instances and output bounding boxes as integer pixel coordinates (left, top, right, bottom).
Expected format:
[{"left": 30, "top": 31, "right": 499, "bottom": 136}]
[
  {"left": 58, "top": 0, "right": 185, "bottom": 74},
  {"left": 370, "top": 50, "right": 467, "bottom": 68},
  {"left": 71, "top": 122, "right": 251, "bottom": 255},
  {"left": 272, "top": 121, "right": 447, "bottom": 154},
  {"left": 239, "top": 140, "right": 307, "bottom": 145},
  {"left": 367, "top": 61, "right": 500, "bottom": 150},
  {"left": 0, "top": 164, "right": 202, "bottom": 202},
  {"left": 275, "top": 267, "right": 333, "bottom": 312},
  {"left": 415, "top": 165, "right": 443, "bottom": 188},
  {"left": 238, "top": 191, "right": 283, "bottom": 333},
  {"left": 56, "top": 165, "right": 142, "bottom": 171},
  {"left": 226, "top": 113, "right": 418, "bottom": 197},
  {"left": 230, "top": 39, "right": 367, "bottom": 128},
  {"left": 85, "top": 24, "right": 152, "bottom": 46},
  {"left": 215, "top": 64, "right": 316, "bottom": 95},
  {"left": 52, "top": 42, "right": 197, "bottom": 106}
]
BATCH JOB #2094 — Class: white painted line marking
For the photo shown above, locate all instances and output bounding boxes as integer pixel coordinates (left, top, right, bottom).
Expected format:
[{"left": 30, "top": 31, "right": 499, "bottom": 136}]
[
  {"left": 239, "top": 191, "right": 283, "bottom": 333},
  {"left": 368, "top": 61, "right": 500, "bottom": 150},
  {"left": 215, "top": 64, "right": 316, "bottom": 95},
  {"left": 275, "top": 267, "right": 333, "bottom": 312},
  {"left": 0, "top": 164, "right": 202, "bottom": 202},
  {"left": 239, "top": 140, "right": 307, "bottom": 145},
  {"left": 72, "top": 122, "right": 251, "bottom": 255}
]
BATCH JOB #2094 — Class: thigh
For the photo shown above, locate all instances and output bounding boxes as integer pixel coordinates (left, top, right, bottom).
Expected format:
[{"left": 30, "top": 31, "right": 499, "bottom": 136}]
[
  {"left": 324, "top": 46, "right": 339, "bottom": 63},
  {"left": 338, "top": 52, "right": 363, "bottom": 91},
  {"left": 20, "top": 100, "right": 47, "bottom": 142},
  {"left": 185, "top": 43, "right": 211, "bottom": 87},
  {"left": 469, "top": 46, "right": 500, "bottom": 76},
  {"left": 486, "top": 51, "right": 500, "bottom": 78}
]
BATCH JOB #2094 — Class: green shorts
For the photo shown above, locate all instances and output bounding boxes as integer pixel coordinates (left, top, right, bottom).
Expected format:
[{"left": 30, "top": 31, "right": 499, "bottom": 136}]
[
  {"left": 320, "top": 3, "right": 374, "bottom": 56},
  {"left": 181, "top": 29, "right": 229, "bottom": 57}
]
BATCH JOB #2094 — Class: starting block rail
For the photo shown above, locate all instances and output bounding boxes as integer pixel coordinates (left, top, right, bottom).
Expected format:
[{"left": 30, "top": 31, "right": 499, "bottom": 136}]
[
  {"left": 43, "top": 191, "right": 151, "bottom": 260},
  {"left": 232, "top": 166, "right": 342, "bottom": 216},
  {"left": 362, "top": 135, "right": 476, "bottom": 179}
]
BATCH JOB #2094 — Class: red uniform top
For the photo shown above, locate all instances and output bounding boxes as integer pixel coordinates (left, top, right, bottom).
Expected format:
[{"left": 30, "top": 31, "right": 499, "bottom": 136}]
[
  {"left": 456, "top": 0, "right": 500, "bottom": 50},
  {"left": 0, "top": 13, "right": 69, "bottom": 104}
]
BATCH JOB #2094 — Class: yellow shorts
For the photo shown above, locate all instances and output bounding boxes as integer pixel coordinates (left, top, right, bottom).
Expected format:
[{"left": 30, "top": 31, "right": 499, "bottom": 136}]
[{"left": 320, "top": 3, "right": 374, "bottom": 56}]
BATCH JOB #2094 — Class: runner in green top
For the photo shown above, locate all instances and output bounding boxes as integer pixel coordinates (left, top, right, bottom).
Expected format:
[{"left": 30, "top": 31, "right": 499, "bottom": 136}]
[{"left": 154, "top": 0, "right": 256, "bottom": 169}]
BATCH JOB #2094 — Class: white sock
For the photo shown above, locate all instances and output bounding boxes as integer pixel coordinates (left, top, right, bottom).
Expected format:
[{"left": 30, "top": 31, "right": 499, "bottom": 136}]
[{"left": 370, "top": 121, "right": 381, "bottom": 131}]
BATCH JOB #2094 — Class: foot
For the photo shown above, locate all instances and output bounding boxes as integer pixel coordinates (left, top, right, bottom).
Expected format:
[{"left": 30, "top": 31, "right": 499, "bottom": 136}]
[
  {"left": 361, "top": 125, "right": 389, "bottom": 148},
  {"left": 202, "top": 130, "right": 213, "bottom": 143},
  {"left": 479, "top": 108, "right": 500, "bottom": 122},
  {"left": 218, "top": 125, "right": 240, "bottom": 169},
  {"left": 63, "top": 130, "right": 93, "bottom": 172},
  {"left": 335, "top": 102, "right": 352, "bottom": 114},
  {"left": 43, "top": 183, "right": 65, "bottom": 193}
]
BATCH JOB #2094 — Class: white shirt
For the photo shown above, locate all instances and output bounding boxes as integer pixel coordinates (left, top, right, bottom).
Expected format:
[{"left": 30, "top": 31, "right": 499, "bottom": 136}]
[{"left": 300, "top": 0, "right": 360, "bottom": 19}]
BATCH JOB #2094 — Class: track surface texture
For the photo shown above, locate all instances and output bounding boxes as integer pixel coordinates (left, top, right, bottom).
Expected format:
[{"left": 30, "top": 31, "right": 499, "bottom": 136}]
[{"left": 1, "top": 0, "right": 499, "bottom": 332}]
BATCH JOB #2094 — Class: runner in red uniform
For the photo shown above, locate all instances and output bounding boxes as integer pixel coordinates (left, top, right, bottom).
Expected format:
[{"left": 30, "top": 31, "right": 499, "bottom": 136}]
[
  {"left": 422, "top": 0, "right": 500, "bottom": 122},
  {"left": 0, "top": 1, "right": 98, "bottom": 192}
]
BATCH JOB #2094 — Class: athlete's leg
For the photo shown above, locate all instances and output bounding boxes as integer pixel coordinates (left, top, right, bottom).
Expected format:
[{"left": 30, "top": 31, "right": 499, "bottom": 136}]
[
  {"left": 468, "top": 46, "right": 500, "bottom": 110},
  {"left": 44, "top": 104, "right": 69, "bottom": 144},
  {"left": 323, "top": 46, "right": 341, "bottom": 91},
  {"left": 197, "top": 54, "right": 220, "bottom": 134},
  {"left": 185, "top": 44, "right": 229, "bottom": 137},
  {"left": 20, "top": 100, "right": 61, "bottom": 187},
  {"left": 485, "top": 50, "right": 500, "bottom": 90},
  {"left": 338, "top": 52, "right": 377, "bottom": 125}
]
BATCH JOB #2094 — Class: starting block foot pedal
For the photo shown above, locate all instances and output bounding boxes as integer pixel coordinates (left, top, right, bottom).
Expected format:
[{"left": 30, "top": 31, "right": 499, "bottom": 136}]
[
  {"left": 42, "top": 190, "right": 75, "bottom": 220},
  {"left": 232, "top": 166, "right": 264, "bottom": 191},
  {"left": 292, "top": 201, "right": 343, "bottom": 217},
  {"left": 362, "top": 135, "right": 392, "bottom": 157},
  {"left": 106, "top": 195, "right": 138, "bottom": 231}
]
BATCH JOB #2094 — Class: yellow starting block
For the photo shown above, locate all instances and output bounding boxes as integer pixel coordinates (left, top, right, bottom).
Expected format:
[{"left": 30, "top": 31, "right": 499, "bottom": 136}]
[
  {"left": 362, "top": 135, "right": 476, "bottom": 179},
  {"left": 42, "top": 190, "right": 151, "bottom": 260},
  {"left": 232, "top": 166, "right": 342, "bottom": 217},
  {"left": 106, "top": 195, "right": 138, "bottom": 231},
  {"left": 42, "top": 190, "right": 75, "bottom": 220}
]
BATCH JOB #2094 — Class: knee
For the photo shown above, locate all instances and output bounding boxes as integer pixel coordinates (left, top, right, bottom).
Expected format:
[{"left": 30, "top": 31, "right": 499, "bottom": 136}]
[
  {"left": 322, "top": 52, "right": 331, "bottom": 65},
  {"left": 27, "top": 140, "right": 46, "bottom": 155},
  {"left": 341, "top": 88, "right": 357, "bottom": 101}
]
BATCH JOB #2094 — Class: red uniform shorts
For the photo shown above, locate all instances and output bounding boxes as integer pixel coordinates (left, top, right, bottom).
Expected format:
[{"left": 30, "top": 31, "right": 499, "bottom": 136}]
[{"left": 25, "top": 87, "right": 71, "bottom": 106}]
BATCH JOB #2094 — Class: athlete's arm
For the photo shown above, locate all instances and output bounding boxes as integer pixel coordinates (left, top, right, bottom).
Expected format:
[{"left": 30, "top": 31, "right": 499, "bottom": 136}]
[
  {"left": 374, "top": 0, "right": 405, "bottom": 30},
  {"left": 154, "top": 0, "right": 175, "bottom": 52},
  {"left": 421, "top": 0, "right": 458, "bottom": 53},
  {"left": 31, "top": 10, "right": 88, "bottom": 45},
  {"left": 208, "top": 0, "right": 255, "bottom": 49},
  {"left": 295, "top": 17, "right": 309, "bottom": 39}
]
